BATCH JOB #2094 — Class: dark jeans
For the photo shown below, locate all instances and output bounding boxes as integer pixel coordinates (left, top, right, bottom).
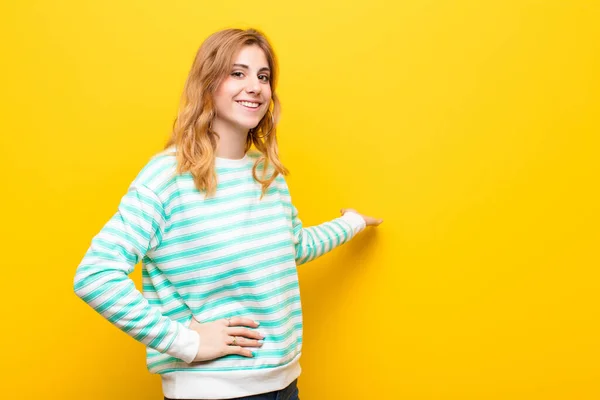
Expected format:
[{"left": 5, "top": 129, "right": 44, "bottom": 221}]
[{"left": 164, "top": 379, "right": 299, "bottom": 400}]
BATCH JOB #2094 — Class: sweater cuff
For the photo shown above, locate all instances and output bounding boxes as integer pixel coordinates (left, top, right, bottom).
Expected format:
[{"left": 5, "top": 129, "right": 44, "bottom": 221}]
[
  {"left": 341, "top": 211, "right": 367, "bottom": 235},
  {"left": 167, "top": 325, "right": 200, "bottom": 364}
]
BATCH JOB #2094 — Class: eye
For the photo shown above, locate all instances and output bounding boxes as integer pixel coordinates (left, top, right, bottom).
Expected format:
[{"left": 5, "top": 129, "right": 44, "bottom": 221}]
[
  {"left": 231, "top": 71, "right": 244, "bottom": 78},
  {"left": 258, "top": 74, "right": 270, "bottom": 82}
]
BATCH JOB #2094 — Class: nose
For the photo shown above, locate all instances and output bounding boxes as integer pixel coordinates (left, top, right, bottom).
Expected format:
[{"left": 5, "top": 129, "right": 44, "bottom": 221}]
[{"left": 245, "top": 76, "right": 262, "bottom": 95}]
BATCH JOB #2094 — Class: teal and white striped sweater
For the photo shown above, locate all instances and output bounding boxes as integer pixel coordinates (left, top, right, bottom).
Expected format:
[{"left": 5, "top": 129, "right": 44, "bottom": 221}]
[{"left": 73, "top": 148, "right": 365, "bottom": 399}]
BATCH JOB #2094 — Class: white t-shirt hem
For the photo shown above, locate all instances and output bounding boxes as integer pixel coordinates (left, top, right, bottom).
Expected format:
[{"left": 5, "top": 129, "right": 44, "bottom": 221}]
[{"left": 161, "top": 354, "right": 301, "bottom": 399}]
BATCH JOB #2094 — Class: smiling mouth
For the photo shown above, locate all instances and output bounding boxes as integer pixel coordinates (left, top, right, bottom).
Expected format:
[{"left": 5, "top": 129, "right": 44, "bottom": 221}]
[{"left": 236, "top": 100, "right": 261, "bottom": 109}]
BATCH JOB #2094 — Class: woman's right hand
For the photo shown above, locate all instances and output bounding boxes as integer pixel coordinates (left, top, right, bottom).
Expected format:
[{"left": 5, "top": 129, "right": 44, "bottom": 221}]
[{"left": 188, "top": 316, "right": 264, "bottom": 362}]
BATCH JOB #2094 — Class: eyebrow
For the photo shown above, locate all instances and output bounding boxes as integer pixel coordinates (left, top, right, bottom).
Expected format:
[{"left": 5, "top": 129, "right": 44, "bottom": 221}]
[{"left": 232, "top": 63, "right": 270, "bottom": 73}]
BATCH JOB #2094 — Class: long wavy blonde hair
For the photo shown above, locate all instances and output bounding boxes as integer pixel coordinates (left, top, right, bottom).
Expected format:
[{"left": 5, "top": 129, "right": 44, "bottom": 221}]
[{"left": 165, "top": 28, "right": 288, "bottom": 197}]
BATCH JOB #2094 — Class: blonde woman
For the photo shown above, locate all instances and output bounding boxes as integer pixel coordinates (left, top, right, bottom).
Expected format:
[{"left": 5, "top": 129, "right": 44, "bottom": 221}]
[{"left": 74, "top": 28, "right": 382, "bottom": 400}]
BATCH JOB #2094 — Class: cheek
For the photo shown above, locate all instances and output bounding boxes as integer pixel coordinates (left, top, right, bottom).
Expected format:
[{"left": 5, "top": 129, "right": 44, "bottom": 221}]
[
  {"left": 264, "top": 86, "right": 272, "bottom": 100},
  {"left": 214, "top": 80, "right": 238, "bottom": 103},
  {"left": 214, "top": 94, "right": 235, "bottom": 117},
  {"left": 213, "top": 94, "right": 229, "bottom": 115}
]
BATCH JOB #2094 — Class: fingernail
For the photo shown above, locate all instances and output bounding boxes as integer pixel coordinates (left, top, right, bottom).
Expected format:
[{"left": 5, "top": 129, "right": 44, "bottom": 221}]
[
  {"left": 258, "top": 340, "right": 264, "bottom": 345},
  {"left": 255, "top": 321, "right": 260, "bottom": 326}
]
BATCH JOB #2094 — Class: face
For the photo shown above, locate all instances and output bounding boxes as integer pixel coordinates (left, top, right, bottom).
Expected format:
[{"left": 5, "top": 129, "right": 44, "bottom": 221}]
[{"left": 212, "top": 44, "right": 272, "bottom": 136}]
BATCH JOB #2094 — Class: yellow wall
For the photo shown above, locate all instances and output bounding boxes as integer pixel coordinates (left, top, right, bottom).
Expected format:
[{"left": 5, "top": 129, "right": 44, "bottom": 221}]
[{"left": 1, "top": 0, "right": 598, "bottom": 399}]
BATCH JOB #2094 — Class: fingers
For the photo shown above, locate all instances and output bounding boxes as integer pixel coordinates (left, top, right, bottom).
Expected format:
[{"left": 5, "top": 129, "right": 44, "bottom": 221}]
[
  {"left": 222, "top": 316, "right": 260, "bottom": 328},
  {"left": 226, "top": 334, "right": 262, "bottom": 358},
  {"left": 191, "top": 318, "right": 264, "bottom": 362},
  {"left": 228, "top": 335, "right": 264, "bottom": 348},
  {"left": 226, "top": 345, "right": 255, "bottom": 358},
  {"left": 366, "top": 216, "right": 384, "bottom": 226},
  {"left": 227, "top": 327, "right": 264, "bottom": 340}
]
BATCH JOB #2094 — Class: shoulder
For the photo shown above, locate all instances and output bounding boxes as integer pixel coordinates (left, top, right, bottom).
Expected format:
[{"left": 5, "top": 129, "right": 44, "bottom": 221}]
[{"left": 130, "top": 147, "right": 178, "bottom": 194}]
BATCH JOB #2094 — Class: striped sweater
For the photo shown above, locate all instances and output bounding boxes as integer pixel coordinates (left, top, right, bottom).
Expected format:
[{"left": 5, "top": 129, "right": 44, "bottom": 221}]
[{"left": 73, "top": 148, "right": 365, "bottom": 399}]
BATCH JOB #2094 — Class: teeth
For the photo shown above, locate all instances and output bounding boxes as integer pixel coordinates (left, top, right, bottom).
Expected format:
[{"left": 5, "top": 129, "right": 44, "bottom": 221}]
[{"left": 238, "top": 101, "right": 260, "bottom": 108}]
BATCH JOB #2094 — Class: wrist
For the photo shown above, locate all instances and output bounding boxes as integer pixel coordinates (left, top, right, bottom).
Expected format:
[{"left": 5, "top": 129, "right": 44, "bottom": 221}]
[{"left": 341, "top": 210, "right": 367, "bottom": 231}]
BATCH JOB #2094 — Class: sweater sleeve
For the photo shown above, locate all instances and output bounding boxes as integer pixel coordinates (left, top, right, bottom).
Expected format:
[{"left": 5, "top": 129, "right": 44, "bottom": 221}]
[
  {"left": 291, "top": 205, "right": 367, "bottom": 266},
  {"left": 73, "top": 184, "right": 199, "bottom": 363}
]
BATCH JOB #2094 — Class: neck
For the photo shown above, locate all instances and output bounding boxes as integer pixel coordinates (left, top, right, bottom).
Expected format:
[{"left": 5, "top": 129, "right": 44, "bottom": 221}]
[{"left": 212, "top": 120, "right": 248, "bottom": 160}]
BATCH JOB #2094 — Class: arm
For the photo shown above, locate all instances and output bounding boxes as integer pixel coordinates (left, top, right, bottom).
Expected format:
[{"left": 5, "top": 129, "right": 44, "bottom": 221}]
[
  {"left": 291, "top": 205, "right": 367, "bottom": 265},
  {"left": 73, "top": 184, "right": 199, "bottom": 363}
]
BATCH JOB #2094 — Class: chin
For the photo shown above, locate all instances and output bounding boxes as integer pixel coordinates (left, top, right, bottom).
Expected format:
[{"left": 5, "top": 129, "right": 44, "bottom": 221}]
[{"left": 238, "top": 119, "right": 263, "bottom": 131}]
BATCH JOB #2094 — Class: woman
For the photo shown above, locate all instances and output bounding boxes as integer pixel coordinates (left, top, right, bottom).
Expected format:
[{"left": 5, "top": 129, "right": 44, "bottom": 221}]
[{"left": 74, "top": 28, "right": 382, "bottom": 400}]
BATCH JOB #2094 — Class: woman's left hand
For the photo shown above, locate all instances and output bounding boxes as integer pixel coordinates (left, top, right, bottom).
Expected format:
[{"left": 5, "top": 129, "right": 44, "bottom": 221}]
[{"left": 340, "top": 208, "right": 383, "bottom": 227}]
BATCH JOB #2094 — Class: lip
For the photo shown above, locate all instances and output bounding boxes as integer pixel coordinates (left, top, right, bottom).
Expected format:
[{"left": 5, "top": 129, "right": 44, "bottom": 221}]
[{"left": 235, "top": 100, "right": 263, "bottom": 112}]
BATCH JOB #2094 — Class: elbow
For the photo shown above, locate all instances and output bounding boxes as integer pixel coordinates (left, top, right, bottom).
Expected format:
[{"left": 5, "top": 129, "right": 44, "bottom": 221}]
[
  {"left": 73, "top": 263, "right": 95, "bottom": 300},
  {"left": 73, "top": 269, "right": 86, "bottom": 300}
]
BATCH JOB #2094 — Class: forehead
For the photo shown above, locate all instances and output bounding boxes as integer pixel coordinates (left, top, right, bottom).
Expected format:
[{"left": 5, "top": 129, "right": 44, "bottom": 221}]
[{"left": 232, "top": 44, "right": 269, "bottom": 69}]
